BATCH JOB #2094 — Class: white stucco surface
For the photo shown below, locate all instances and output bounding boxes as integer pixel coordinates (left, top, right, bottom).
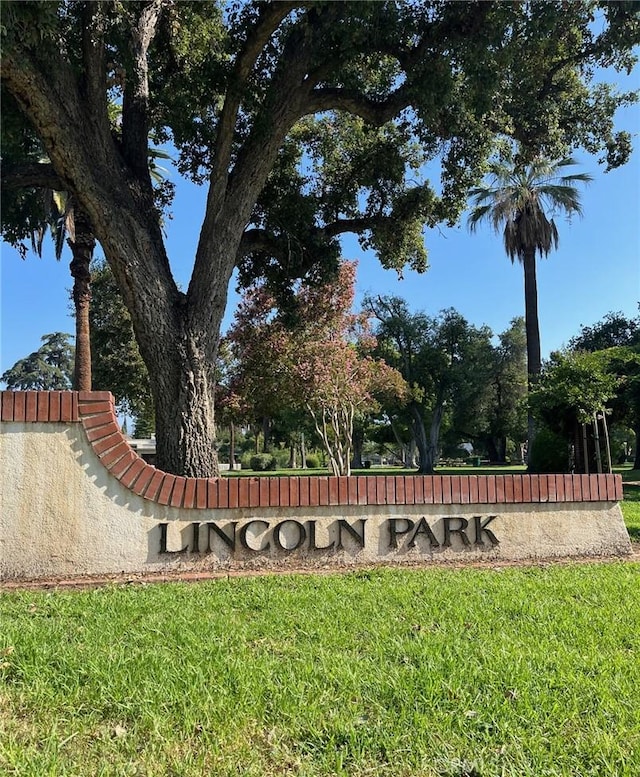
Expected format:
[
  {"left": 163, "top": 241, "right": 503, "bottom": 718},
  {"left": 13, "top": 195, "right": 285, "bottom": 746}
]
[{"left": 0, "top": 423, "right": 632, "bottom": 581}]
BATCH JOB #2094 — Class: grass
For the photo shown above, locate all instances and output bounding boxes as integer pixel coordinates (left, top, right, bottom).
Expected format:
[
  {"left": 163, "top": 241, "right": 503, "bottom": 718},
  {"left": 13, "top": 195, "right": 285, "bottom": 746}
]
[
  {"left": 2, "top": 465, "right": 638, "bottom": 775},
  {"left": 621, "top": 481, "right": 640, "bottom": 541},
  {"left": 1, "top": 563, "right": 640, "bottom": 776}
]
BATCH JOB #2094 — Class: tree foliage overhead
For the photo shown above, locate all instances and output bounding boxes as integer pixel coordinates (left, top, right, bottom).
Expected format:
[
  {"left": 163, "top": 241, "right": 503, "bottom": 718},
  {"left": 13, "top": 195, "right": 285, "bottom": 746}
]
[{"left": 2, "top": 0, "right": 638, "bottom": 477}]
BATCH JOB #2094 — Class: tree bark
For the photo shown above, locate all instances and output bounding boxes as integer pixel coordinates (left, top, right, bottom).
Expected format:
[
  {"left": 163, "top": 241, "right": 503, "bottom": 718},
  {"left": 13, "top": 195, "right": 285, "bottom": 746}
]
[
  {"left": 68, "top": 207, "right": 95, "bottom": 392},
  {"left": 410, "top": 402, "right": 432, "bottom": 474},
  {"left": 426, "top": 402, "right": 445, "bottom": 473}
]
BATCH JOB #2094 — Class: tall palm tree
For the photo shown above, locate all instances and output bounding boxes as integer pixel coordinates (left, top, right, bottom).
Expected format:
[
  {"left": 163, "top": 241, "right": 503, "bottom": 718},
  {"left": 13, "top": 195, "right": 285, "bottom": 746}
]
[
  {"left": 468, "top": 156, "right": 592, "bottom": 378},
  {"left": 468, "top": 156, "right": 592, "bottom": 454}
]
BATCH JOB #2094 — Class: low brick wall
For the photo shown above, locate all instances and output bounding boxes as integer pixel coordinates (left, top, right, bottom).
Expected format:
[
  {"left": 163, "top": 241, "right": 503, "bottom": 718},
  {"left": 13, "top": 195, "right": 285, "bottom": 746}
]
[
  {"left": 0, "top": 390, "right": 624, "bottom": 508},
  {"left": 0, "top": 391, "right": 632, "bottom": 581}
]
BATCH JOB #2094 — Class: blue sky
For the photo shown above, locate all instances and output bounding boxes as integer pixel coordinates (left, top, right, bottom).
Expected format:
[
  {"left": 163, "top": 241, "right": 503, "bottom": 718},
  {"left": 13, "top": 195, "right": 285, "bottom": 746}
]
[{"left": 2, "top": 94, "right": 638, "bottom": 378}]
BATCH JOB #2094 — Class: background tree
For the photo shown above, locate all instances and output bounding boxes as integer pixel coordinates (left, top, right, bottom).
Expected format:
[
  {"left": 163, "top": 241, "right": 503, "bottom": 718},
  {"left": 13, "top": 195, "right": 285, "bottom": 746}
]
[
  {"left": 569, "top": 311, "right": 640, "bottom": 352},
  {"left": 1, "top": 332, "right": 74, "bottom": 390},
  {"left": 2, "top": 1, "right": 637, "bottom": 476},
  {"left": 529, "top": 350, "right": 619, "bottom": 473},
  {"left": 481, "top": 317, "right": 528, "bottom": 463},
  {"left": 368, "top": 297, "right": 494, "bottom": 473},
  {"left": 1, "top": 90, "right": 95, "bottom": 391},
  {"left": 569, "top": 310, "right": 640, "bottom": 469},
  {"left": 230, "top": 262, "right": 406, "bottom": 476}
]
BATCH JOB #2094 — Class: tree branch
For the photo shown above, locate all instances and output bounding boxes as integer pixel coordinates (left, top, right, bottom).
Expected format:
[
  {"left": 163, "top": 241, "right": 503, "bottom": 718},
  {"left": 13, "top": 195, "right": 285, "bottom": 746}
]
[
  {"left": 305, "top": 87, "right": 410, "bottom": 126},
  {"left": 237, "top": 214, "right": 387, "bottom": 265},
  {"left": 1, "top": 162, "right": 65, "bottom": 191},
  {"left": 122, "top": 0, "right": 166, "bottom": 175},
  {"left": 80, "top": 0, "right": 111, "bottom": 154},
  {"left": 238, "top": 228, "right": 287, "bottom": 259},
  {"left": 207, "top": 1, "right": 301, "bottom": 209}
]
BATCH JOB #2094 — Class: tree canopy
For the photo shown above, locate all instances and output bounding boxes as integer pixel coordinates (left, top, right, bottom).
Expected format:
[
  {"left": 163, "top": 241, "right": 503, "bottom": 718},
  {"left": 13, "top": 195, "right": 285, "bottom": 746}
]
[
  {"left": 367, "top": 297, "right": 495, "bottom": 473},
  {"left": 2, "top": 0, "right": 638, "bottom": 476},
  {"left": 1, "top": 332, "right": 74, "bottom": 390}
]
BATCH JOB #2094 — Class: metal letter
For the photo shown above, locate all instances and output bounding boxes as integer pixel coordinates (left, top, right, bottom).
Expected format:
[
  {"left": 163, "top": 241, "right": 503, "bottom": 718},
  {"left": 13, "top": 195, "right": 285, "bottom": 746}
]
[
  {"left": 192, "top": 522, "right": 200, "bottom": 553},
  {"left": 273, "top": 520, "right": 307, "bottom": 551},
  {"left": 158, "top": 522, "right": 189, "bottom": 555},
  {"left": 307, "top": 521, "right": 335, "bottom": 551},
  {"left": 388, "top": 518, "right": 414, "bottom": 549},
  {"left": 337, "top": 519, "right": 366, "bottom": 549},
  {"left": 206, "top": 521, "right": 237, "bottom": 551},
  {"left": 408, "top": 517, "right": 440, "bottom": 548},
  {"left": 474, "top": 515, "right": 499, "bottom": 546},
  {"left": 442, "top": 516, "right": 471, "bottom": 548},
  {"left": 239, "top": 520, "right": 271, "bottom": 552}
]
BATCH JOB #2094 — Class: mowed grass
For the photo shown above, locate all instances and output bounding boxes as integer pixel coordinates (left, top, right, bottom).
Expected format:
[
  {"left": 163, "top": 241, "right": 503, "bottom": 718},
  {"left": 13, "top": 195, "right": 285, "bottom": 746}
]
[
  {"left": 2, "top": 563, "right": 640, "bottom": 776},
  {"left": 622, "top": 484, "right": 640, "bottom": 541}
]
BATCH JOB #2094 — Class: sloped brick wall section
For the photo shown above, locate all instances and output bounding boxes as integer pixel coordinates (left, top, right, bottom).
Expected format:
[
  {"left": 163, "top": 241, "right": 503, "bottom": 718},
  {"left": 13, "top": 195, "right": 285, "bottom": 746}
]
[{"left": 1, "top": 390, "right": 624, "bottom": 508}]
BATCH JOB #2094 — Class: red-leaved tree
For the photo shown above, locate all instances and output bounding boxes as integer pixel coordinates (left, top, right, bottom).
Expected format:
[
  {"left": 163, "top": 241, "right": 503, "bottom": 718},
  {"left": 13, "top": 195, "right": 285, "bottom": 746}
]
[{"left": 229, "top": 262, "right": 406, "bottom": 475}]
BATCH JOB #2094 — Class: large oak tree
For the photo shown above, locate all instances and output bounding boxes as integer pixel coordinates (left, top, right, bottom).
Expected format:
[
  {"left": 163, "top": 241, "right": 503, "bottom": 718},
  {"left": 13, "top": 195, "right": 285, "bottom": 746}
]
[{"left": 2, "top": 1, "right": 637, "bottom": 476}]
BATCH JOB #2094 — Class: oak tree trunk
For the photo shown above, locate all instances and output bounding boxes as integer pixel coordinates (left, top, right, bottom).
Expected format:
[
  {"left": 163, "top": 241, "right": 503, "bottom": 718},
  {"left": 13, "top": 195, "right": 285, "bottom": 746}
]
[
  {"left": 411, "top": 402, "right": 432, "bottom": 474},
  {"left": 426, "top": 402, "right": 445, "bottom": 473}
]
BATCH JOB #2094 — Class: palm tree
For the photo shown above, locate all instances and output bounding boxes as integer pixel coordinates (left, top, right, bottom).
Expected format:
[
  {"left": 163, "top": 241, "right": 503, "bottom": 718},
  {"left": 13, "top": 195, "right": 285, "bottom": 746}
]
[
  {"left": 468, "top": 155, "right": 592, "bottom": 454},
  {"left": 26, "top": 188, "right": 95, "bottom": 391}
]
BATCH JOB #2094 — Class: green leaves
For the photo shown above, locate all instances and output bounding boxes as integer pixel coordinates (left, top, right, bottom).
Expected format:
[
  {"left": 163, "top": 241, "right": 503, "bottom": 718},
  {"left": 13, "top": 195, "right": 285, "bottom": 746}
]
[
  {"left": 468, "top": 154, "right": 592, "bottom": 262},
  {"left": 531, "top": 350, "right": 619, "bottom": 427}
]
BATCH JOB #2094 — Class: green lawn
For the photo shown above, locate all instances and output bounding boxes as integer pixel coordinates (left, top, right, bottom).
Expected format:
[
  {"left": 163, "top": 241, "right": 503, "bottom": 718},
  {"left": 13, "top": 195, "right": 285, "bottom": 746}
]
[
  {"left": 621, "top": 482, "right": 640, "bottom": 541},
  {"left": 2, "top": 563, "right": 639, "bottom": 776}
]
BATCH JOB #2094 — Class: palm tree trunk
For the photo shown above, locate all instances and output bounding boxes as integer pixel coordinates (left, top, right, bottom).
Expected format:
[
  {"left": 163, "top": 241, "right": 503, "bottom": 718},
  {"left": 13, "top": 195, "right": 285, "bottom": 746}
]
[
  {"left": 68, "top": 207, "right": 95, "bottom": 392},
  {"left": 522, "top": 248, "right": 542, "bottom": 378},
  {"left": 522, "top": 247, "right": 541, "bottom": 464}
]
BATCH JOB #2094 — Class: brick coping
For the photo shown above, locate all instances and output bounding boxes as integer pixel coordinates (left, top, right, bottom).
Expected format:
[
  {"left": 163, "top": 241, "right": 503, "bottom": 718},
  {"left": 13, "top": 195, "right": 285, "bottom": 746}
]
[{"left": 1, "top": 390, "right": 623, "bottom": 509}]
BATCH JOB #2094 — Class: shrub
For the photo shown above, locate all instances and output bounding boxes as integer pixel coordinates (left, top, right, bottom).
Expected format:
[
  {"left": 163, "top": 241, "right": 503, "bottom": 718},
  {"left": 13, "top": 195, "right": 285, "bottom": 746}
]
[
  {"left": 528, "top": 426, "right": 570, "bottom": 473},
  {"left": 304, "top": 454, "right": 320, "bottom": 469},
  {"left": 240, "top": 452, "right": 254, "bottom": 470},
  {"left": 249, "top": 453, "right": 277, "bottom": 471},
  {"left": 271, "top": 448, "right": 291, "bottom": 469}
]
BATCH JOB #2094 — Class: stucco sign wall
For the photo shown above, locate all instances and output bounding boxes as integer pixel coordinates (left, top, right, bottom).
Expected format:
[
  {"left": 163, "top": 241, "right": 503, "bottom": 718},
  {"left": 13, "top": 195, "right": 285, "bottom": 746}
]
[{"left": 0, "top": 391, "right": 632, "bottom": 581}]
